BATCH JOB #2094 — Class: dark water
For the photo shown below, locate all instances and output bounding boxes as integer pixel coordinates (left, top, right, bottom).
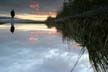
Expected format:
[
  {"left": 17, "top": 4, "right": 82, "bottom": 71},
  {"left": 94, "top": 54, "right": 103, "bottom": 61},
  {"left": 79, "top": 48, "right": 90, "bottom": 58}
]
[{"left": 0, "top": 24, "right": 92, "bottom": 72}]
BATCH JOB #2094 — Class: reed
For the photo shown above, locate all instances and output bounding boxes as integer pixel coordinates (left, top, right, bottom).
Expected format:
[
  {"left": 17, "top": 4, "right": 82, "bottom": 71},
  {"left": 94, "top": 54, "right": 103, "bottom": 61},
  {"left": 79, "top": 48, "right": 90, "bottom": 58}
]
[
  {"left": 54, "top": 16, "right": 108, "bottom": 72},
  {"left": 46, "top": 0, "right": 108, "bottom": 71}
]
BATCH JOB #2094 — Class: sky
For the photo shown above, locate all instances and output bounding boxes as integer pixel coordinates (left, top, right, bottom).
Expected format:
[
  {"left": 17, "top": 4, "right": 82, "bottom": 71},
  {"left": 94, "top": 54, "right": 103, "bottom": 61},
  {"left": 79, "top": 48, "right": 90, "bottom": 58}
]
[
  {"left": 0, "top": 0, "right": 64, "bottom": 20},
  {"left": 0, "top": 24, "right": 93, "bottom": 72}
]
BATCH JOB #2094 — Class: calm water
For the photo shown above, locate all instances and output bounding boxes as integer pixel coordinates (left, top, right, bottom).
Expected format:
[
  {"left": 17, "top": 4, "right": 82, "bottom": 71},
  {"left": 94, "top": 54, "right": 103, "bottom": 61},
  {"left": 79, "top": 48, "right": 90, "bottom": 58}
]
[{"left": 0, "top": 24, "right": 93, "bottom": 72}]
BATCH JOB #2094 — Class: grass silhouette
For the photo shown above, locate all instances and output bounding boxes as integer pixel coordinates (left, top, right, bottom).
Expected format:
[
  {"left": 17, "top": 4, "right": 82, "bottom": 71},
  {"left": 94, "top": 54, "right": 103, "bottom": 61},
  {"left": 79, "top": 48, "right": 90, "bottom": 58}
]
[{"left": 46, "top": 0, "right": 108, "bottom": 71}]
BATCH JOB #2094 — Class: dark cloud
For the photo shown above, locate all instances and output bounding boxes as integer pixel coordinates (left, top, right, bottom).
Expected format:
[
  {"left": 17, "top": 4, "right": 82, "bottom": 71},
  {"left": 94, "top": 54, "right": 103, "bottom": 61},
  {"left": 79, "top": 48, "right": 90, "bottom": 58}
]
[{"left": 0, "top": 0, "right": 64, "bottom": 14}]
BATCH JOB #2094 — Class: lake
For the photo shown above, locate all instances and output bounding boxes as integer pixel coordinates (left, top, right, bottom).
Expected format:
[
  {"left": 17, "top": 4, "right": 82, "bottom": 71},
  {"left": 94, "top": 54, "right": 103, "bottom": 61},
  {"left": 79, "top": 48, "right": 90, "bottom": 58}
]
[{"left": 0, "top": 23, "right": 93, "bottom": 72}]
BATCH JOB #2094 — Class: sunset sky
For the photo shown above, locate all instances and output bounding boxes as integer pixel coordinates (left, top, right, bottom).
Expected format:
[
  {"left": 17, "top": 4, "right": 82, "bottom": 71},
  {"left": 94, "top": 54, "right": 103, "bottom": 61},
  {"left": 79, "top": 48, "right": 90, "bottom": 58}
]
[{"left": 0, "top": 0, "right": 64, "bottom": 21}]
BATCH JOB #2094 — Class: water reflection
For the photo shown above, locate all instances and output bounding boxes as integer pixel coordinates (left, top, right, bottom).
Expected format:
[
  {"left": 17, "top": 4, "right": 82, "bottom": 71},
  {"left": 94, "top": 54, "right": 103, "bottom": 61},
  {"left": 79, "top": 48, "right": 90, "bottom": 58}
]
[
  {"left": 29, "top": 36, "right": 39, "bottom": 42},
  {"left": 10, "top": 20, "right": 15, "bottom": 33},
  {"left": 30, "top": 30, "right": 59, "bottom": 35},
  {"left": 0, "top": 24, "right": 55, "bottom": 31},
  {"left": 0, "top": 24, "right": 92, "bottom": 72},
  {"left": 10, "top": 23, "right": 15, "bottom": 33}
]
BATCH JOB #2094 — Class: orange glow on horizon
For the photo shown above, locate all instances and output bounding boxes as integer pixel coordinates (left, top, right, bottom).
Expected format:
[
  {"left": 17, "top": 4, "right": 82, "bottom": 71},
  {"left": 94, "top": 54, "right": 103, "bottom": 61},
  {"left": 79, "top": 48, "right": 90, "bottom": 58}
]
[
  {"left": 35, "top": 12, "right": 57, "bottom": 16},
  {"left": 16, "top": 14, "right": 48, "bottom": 21},
  {"left": 16, "top": 12, "right": 57, "bottom": 21}
]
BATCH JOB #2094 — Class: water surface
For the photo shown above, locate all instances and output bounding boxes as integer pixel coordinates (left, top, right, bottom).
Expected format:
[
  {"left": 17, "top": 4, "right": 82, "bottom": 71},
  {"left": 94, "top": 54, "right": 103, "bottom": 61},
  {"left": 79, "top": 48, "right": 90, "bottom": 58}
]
[{"left": 0, "top": 24, "right": 92, "bottom": 72}]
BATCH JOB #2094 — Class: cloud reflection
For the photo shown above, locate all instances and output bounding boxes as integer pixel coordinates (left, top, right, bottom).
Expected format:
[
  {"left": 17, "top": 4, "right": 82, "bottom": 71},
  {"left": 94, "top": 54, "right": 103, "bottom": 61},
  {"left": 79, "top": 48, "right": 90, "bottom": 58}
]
[
  {"left": 0, "top": 24, "right": 93, "bottom": 72},
  {"left": 29, "top": 36, "right": 39, "bottom": 42}
]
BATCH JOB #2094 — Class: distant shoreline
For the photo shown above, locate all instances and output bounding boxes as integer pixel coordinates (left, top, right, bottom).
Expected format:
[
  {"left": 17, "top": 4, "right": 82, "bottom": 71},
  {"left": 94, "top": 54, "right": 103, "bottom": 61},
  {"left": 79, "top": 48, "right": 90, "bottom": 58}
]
[{"left": 0, "top": 16, "right": 47, "bottom": 24}]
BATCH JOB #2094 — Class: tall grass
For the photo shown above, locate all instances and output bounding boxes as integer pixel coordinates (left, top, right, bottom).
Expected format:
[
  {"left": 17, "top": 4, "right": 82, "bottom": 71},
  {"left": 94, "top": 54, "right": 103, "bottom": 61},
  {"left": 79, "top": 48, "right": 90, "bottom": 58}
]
[
  {"left": 46, "top": 16, "right": 108, "bottom": 72},
  {"left": 46, "top": 0, "right": 108, "bottom": 71},
  {"left": 54, "top": 16, "right": 108, "bottom": 72}
]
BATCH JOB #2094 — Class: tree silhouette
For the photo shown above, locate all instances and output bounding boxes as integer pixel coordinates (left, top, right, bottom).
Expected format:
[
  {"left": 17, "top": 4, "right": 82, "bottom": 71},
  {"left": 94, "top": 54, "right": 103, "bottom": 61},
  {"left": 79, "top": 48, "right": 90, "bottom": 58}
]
[{"left": 10, "top": 9, "right": 15, "bottom": 18}]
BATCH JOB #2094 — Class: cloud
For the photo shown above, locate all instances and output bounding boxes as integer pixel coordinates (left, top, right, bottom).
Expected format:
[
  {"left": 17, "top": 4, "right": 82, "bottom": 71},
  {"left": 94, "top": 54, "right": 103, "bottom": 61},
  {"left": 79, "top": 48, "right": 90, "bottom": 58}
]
[{"left": 29, "top": 3, "right": 40, "bottom": 9}]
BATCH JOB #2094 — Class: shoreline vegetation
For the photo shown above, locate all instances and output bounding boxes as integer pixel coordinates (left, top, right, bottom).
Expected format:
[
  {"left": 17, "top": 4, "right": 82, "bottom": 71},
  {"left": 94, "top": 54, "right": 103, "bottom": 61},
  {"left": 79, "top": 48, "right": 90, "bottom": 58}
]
[{"left": 46, "top": 0, "right": 108, "bottom": 72}]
